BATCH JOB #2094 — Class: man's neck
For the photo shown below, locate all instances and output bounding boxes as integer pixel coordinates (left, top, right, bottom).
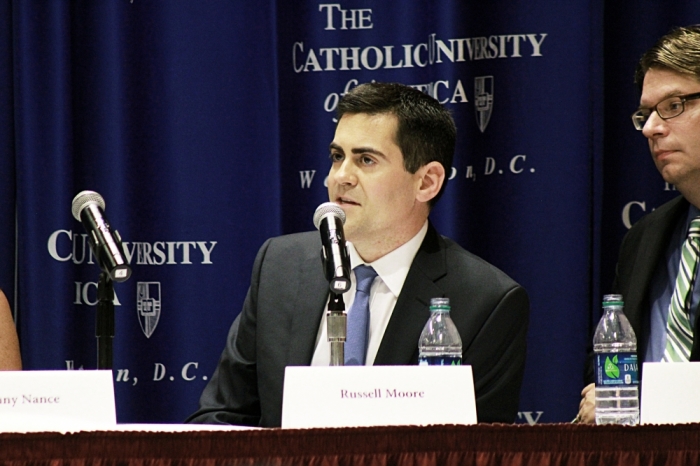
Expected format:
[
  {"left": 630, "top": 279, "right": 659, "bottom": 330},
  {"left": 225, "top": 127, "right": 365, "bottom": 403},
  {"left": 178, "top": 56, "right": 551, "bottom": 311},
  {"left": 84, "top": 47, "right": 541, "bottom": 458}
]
[
  {"left": 678, "top": 186, "right": 700, "bottom": 211},
  {"left": 686, "top": 196, "right": 700, "bottom": 212},
  {"left": 353, "top": 220, "right": 427, "bottom": 263}
]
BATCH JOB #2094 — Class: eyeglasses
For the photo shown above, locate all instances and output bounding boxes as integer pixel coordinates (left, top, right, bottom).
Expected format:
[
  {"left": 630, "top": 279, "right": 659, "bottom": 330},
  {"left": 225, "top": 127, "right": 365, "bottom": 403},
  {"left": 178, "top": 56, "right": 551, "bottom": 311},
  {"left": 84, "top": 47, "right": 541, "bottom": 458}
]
[{"left": 631, "top": 92, "right": 700, "bottom": 130}]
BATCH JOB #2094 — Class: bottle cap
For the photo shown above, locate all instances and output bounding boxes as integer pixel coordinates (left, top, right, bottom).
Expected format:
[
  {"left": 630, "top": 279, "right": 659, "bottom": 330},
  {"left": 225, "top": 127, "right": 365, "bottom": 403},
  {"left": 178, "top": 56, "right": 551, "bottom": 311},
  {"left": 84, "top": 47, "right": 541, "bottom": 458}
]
[
  {"left": 429, "top": 297, "right": 450, "bottom": 311},
  {"left": 602, "top": 294, "right": 624, "bottom": 307}
]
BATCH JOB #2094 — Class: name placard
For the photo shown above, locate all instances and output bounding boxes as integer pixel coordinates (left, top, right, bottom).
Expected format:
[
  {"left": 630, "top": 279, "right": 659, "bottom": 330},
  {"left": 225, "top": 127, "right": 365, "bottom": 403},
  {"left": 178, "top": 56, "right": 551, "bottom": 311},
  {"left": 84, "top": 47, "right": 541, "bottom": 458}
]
[
  {"left": 641, "top": 362, "right": 700, "bottom": 425},
  {"left": 0, "top": 370, "right": 116, "bottom": 432},
  {"left": 281, "top": 366, "right": 476, "bottom": 428}
]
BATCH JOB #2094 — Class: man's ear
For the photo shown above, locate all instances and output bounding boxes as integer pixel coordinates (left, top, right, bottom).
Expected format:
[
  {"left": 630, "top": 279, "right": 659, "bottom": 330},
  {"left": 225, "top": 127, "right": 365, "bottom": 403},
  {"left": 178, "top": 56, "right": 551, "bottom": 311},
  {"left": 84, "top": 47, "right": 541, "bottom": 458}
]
[{"left": 415, "top": 161, "right": 445, "bottom": 204}]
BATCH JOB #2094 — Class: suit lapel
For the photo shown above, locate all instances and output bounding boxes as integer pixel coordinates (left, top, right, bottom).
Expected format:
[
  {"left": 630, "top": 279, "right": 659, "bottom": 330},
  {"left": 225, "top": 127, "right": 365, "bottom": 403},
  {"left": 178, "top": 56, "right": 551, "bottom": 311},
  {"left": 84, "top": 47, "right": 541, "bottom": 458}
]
[
  {"left": 286, "top": 243, "right": 329, "bottom": 366},
  {"left": 374, "top": 224, "right": 446, "bottom": 365},
  {"left": 625, "top": 197, "right": 687, "bottom": 339}
]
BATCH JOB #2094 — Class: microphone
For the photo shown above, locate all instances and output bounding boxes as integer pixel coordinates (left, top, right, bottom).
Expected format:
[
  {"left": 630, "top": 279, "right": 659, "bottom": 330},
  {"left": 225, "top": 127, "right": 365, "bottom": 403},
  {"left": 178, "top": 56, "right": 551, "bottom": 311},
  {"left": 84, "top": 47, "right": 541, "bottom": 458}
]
[
  {"left": 71, "top": 190, "right": 132, "bottom": 282},
  {"left": 313, "top": 202, "right": 351, "bottom": 293}
]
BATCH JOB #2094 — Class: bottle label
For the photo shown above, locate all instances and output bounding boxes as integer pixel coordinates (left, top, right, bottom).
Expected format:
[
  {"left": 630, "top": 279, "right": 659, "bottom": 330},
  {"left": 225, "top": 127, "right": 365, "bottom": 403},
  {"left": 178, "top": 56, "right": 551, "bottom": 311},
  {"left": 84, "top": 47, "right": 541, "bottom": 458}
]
[
  {"left": 418, "top": 356, "right": 462, "bottom": 366},
  {"left": 595, "top": 352, "right": 639, "bottom": 386}
]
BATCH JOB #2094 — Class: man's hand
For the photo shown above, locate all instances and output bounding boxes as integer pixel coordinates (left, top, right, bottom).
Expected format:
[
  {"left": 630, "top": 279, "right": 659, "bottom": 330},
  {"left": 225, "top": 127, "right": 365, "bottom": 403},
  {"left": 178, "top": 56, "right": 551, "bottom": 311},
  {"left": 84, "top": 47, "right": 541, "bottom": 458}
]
[{"left": 576, "top": 383, "right": 595, "bottom": 424}]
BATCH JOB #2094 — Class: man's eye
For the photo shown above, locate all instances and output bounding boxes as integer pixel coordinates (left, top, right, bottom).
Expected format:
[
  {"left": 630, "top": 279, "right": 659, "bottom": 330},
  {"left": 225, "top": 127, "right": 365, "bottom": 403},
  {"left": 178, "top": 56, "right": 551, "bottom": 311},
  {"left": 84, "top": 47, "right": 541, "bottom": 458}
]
[
  {"left": 330, "top": 152, "right": 343, "bottom": 162},
  {"left": 668, "top": 101, "right": 683, "bottom": 111},
  {"left": 659, "top": 99, "right": 683, "bottom": 113},
  {"left": 361, "top": 156, "right": 375, "bottom": 165}
]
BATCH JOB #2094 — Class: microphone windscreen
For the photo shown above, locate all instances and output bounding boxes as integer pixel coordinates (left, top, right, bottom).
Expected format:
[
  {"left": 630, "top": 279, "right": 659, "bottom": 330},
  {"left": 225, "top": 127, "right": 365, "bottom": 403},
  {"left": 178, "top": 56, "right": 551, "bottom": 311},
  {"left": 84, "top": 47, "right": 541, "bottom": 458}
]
[
  {"left": 313, "top": 202, "right": 346, "bottom": 230},
  {"left": 72, "top": 190, "right": 106, "bottom": 221}
]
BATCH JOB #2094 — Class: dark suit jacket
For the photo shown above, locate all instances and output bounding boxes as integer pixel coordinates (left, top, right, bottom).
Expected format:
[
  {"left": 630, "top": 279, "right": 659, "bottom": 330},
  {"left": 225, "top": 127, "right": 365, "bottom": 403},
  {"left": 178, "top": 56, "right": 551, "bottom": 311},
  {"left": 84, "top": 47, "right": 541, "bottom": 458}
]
[
  {"left": 187, "top": 223, "right": 530, "bottom": 426},
  {"left": 585, "top": 195, "right": 700, "bottom": 383}
]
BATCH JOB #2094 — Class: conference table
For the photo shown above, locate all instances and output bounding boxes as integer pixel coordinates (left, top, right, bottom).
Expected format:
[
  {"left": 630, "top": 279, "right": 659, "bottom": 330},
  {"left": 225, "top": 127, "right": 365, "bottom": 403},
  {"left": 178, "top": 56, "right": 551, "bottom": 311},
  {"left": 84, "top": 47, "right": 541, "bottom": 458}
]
[{"left": 2, "top": 422, "right": 700, "bottom": 465}]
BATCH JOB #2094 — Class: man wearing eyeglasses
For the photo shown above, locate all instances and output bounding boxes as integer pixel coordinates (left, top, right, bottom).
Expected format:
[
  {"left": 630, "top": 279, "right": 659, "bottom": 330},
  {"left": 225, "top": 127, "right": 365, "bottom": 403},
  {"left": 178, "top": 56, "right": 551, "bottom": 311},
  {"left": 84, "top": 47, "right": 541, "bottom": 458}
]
[{"left": 577, "top": 25, "right": 700, "bottom": 424}]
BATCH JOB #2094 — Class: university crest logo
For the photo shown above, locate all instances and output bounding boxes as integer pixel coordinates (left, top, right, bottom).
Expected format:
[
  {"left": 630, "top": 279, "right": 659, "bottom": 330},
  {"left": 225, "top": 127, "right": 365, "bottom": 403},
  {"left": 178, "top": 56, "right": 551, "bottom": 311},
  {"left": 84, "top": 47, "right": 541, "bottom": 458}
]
[
  {"left": 474, "top": 76, "right": 494, "bottom": 133},
  {"left": 137, "top": 281, "right": 161, "bottom": 338}
]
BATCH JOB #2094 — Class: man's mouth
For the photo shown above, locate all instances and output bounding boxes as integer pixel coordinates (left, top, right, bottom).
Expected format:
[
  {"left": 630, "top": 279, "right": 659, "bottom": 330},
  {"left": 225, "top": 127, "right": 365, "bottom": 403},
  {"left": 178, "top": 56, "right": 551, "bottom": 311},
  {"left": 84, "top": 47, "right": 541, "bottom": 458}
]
[
  {"left": 337, "top": 197, "right": 360, "bottom": 206},
  {"left": 654, "top": 149, "right": 676, "bottom": 161}
]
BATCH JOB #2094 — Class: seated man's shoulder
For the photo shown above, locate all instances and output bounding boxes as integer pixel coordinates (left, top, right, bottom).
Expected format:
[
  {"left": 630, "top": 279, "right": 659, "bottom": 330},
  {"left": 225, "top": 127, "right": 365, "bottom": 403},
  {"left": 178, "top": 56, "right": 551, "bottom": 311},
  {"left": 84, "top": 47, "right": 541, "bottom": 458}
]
[
  {"left": 265, "top": 231, "right": 318, "bottom": 249},
  {"left": 253, "top": 231, "right": 323, "bottom": 271},
  {"left": 441, "top": 236, "right": 521, "bottom": 290},
  {"left": 252, "top": 231, "right": 322, "bottom": 283},
  {"left": 620, "top": 196, "right": 688, "bottom": 253},
  {"left": 628, "top": 195, "right": 686, "bottom": 232}
]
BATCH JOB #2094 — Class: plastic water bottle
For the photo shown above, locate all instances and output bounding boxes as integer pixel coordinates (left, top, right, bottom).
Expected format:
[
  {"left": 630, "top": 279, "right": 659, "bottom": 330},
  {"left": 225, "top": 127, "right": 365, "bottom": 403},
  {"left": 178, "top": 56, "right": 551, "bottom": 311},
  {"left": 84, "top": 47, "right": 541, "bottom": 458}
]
[
  {"left": 418, "top": 297, "right": 462, "bottom": 365},
  {"left": 593, "top": 294, "right": 639, "bottom": 425}
]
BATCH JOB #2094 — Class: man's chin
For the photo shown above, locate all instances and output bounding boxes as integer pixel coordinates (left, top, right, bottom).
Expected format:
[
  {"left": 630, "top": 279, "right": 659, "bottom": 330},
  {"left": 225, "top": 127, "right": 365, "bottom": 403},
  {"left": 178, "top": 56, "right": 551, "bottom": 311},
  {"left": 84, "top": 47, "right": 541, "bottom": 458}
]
[
  {"left": 343, "top": 225, "right": 355, "bottom": 242},
  {"left": 659, "top": 169, "right": 689, "bottom": 193},
  {"left": 342, "top": 221, "right": 360, "bottom": 243}
]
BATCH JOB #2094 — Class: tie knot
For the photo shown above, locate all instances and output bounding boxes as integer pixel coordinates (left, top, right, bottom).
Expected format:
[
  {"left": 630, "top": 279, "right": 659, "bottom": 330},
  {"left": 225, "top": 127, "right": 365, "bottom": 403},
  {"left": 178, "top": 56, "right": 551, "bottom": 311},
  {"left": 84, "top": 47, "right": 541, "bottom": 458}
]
[
  {"left": 689, "top": 217, "right": 700, "bottom": 239},
  {"left": 354, "top": 265, "right": 377, "bottom": 293}
]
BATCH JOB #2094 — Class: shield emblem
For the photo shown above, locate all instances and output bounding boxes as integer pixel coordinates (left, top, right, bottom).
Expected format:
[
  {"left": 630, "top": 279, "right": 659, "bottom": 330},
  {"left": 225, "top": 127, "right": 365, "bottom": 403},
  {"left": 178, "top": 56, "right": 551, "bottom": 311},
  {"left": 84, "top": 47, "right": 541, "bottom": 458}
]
[
  {"left": 137, "top": 282, "right": 161, "bottom": 338},
  {"left": 474, "top": 76, "right": 494, "bottom": 133}
]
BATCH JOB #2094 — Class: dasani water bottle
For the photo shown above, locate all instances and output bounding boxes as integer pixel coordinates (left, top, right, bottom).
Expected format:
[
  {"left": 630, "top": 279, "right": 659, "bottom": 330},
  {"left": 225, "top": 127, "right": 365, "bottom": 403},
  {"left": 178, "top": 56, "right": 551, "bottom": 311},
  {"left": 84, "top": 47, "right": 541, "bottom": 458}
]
[{"left": 593, "top": 294, "right": 639, "bottom": 425}]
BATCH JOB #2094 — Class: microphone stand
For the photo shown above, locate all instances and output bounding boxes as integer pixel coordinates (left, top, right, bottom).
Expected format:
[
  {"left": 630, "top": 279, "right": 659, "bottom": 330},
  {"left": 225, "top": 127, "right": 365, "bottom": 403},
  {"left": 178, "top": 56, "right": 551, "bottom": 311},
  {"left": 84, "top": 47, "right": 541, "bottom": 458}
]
[
  {"left": 96, "top": 272, "right": 115, "bottom": 370},
  {"left": 327, "top": 292, "right": 346, "bottom": 366}
]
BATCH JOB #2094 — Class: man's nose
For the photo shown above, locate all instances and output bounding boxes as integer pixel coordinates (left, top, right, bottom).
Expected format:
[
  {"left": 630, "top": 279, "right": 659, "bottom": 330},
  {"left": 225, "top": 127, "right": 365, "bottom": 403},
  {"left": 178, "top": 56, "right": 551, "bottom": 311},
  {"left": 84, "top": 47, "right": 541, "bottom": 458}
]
[
  {"left": 332, "top": 159, "right": 357, "bottom": 185},
  {"left": 642, "top": 111, "right": 669, "bottom": 139}
]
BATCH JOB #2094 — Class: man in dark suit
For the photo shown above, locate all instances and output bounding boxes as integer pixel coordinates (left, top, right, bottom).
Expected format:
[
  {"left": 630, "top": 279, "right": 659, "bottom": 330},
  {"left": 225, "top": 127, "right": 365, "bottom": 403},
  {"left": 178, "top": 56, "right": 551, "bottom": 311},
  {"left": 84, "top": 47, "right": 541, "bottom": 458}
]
[
  {"left": 187, "top": 82, "right": 530, "bottom": 426},
  {"left": 578, "top": 25, "right": 700, "bottom": 423}
]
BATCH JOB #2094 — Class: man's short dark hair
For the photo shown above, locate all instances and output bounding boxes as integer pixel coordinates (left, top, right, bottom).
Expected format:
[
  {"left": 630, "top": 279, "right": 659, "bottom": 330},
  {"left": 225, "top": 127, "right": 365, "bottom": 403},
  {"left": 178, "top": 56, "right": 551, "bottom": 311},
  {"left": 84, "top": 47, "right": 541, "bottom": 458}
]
[
  {"left": 336, "top": 82, "right": 456, "bottom": 207},
  {"left": 635, "top": 25, "right": 700, "bottom": 89}
]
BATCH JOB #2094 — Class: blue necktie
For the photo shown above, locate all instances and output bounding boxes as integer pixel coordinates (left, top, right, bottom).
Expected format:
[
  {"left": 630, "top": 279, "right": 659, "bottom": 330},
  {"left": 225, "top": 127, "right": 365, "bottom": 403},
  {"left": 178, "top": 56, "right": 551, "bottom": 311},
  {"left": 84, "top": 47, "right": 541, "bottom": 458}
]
[{"left": 345, "top": 265, "right": 377, "bottom": 366}]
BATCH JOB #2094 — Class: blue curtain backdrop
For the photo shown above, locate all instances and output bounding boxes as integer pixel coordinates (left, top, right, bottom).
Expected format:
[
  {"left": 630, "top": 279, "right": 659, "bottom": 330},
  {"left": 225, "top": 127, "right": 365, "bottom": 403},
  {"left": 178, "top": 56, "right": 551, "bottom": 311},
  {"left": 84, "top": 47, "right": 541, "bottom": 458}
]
[{"left": 1, "top": 0, "right": 699, "bottom": 424}]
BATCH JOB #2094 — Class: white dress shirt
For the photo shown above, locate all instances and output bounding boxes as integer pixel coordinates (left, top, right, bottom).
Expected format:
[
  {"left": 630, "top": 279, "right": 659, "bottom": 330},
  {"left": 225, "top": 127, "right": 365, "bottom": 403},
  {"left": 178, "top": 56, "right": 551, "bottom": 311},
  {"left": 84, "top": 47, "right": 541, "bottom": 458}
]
[{"left": 310, "top": 221, "right": 428, "bottom": 366}]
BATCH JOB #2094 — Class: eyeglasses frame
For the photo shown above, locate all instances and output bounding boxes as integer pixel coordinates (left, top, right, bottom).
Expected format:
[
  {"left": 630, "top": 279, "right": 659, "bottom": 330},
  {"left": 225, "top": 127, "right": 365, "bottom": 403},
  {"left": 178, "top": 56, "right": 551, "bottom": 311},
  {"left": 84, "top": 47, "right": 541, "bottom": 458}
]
[{"left": 631, "top": 91, "right": 700, "bottom": 131}]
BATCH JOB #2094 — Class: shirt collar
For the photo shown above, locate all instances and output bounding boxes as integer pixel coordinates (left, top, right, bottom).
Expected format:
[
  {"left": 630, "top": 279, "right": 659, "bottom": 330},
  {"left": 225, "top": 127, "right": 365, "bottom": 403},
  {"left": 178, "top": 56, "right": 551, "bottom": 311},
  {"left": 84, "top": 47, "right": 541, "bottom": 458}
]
[
  {"left": 684, "top": 204, "right": 700, "bottom": 232},
  {"left": 346, "top": 220, "right": 428, "bottom": 297}
]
